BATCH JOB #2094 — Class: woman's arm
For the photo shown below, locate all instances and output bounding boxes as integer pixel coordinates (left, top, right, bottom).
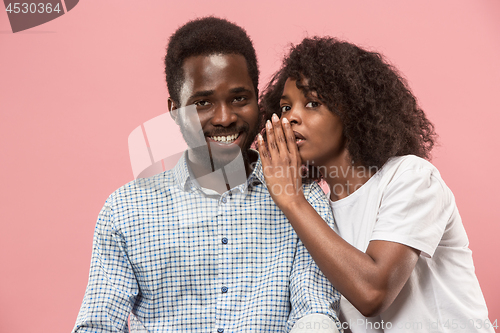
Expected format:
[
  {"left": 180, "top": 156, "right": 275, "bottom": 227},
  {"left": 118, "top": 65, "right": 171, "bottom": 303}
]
[
  {"left": 257, "top": 116, "right": 420, "bottom": 317},
  {"left": 282, "top": 199, "right": 419, "bottom": 317}
]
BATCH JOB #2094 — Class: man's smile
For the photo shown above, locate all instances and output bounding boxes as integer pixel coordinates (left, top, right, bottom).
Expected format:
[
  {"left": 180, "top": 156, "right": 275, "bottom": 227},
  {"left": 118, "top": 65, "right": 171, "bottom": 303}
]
[{"left": 208, "top": 132, "right": 240, "bottom": 144}]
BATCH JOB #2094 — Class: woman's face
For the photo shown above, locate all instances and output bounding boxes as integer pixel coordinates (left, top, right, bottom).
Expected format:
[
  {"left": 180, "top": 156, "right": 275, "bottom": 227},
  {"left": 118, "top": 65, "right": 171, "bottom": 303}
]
[{"left": 279, "top": 77, "right": 347, "bottom": 167}]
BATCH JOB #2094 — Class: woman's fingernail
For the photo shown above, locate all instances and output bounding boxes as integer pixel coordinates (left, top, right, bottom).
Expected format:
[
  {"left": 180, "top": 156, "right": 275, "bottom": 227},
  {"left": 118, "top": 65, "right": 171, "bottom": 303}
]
[
  {"left": 266, "top": 120, "right": 272, "bottom": 129},
  {"left": 272, "top": 113, "right": 279, "bottom": 122},
  {"left": 282, "top": 117, "right": 289, "bottom": 124},
  {"left": 257, "top": 133, "right": 263, "bottom": 141}
]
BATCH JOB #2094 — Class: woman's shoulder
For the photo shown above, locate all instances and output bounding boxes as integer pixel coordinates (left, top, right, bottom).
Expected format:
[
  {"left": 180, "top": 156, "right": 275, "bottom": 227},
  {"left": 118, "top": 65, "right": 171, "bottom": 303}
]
[
  {"left": 380, "top": 155, "right": 440, "bottom": 179},
  {"left": 374, "top": 155, "right": 451, "bottom": 199}
]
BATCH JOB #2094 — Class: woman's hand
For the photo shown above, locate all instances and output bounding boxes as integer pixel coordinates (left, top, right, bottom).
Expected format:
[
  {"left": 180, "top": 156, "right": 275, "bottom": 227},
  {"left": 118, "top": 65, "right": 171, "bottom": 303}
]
[
  {"left": 257, "top": 117, "right": 420, "bottom": 318},
  {"left": 257, "top": 114, "right": 307, "bottom": 210}
]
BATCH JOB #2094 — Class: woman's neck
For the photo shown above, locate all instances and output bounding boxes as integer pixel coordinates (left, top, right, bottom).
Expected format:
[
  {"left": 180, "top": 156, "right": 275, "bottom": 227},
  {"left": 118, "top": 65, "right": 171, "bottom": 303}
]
[{"left": 321, "top": 150, "right": 374, "bottom": 201}]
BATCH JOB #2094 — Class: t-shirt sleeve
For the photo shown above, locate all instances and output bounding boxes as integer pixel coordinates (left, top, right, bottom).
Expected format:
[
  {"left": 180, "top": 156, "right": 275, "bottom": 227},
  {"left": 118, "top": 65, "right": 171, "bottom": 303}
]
[{"left": 371, "top": 165, "right": 453, "bottom": 258}]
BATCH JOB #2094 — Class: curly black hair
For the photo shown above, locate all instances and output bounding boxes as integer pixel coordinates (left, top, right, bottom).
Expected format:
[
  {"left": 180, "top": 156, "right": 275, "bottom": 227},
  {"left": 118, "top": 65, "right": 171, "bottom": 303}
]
[
  {"left": 260, "top": 37, "right": 437, "bottom": 169},
  {"left": 165, "top": 16, "right": 259, "bottom": 106}
]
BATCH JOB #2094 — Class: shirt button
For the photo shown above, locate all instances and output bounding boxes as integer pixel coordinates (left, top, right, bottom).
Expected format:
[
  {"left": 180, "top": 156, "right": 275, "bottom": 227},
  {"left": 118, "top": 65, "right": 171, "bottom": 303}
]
[
  {"left": 221, "top": 286, "right": 228, "bottom": 293},
  {"left": 221, "top": 197, "right": 227, "bottom": 203},
  {"left": 217, "top": 329, "right": 224, "bottom": 333},
  {"left": 221, "top": 237, "right": 228, "bottom": 244}
]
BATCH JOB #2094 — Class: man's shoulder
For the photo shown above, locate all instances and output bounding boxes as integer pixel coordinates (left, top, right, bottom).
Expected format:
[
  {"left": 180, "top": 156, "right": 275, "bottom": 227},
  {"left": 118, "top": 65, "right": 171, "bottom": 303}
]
[
  {"left": 302, "top": 179, "right": 328, "bottom": 202},
  {"left": 112, "top": 152, "right": 189, "bottom": 200},
  {"left": 296, "top": 179, "right": 333, "bottom": 225},
  {"left": 95, "top": 168, "right": 186, "bottom": 232},
  {"left": 107, "top": 169, "right": 179, "bottom": 206}
]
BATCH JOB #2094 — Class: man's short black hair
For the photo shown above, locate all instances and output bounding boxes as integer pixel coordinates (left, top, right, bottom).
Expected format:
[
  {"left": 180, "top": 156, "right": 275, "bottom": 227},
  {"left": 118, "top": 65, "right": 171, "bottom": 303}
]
[{"left": 165, "top": 16, "right": 259, "bottom": 106}]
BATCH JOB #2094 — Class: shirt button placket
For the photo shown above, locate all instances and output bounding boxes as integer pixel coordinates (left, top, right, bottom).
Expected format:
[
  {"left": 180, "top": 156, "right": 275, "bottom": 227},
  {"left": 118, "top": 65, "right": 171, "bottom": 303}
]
[{"left": 217, "top": 194, "right": 229, "bottom": 333}]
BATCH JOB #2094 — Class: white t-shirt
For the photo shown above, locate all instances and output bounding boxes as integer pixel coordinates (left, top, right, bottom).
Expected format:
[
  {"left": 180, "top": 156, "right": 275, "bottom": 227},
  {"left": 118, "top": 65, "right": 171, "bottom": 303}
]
[{"left": 329, "top": 155, "right": 494, "bottom": 333}]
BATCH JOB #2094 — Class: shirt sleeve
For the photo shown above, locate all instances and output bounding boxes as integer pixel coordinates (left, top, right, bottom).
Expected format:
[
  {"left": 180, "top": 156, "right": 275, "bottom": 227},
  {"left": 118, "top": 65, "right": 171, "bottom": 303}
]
[
  {"left": 72, "top": 196, "right": 139, "bottom": 333},
  {"left": 286, "top": 182, "right": 342, "bottom": 332},
  {"left": 290, "top": 314, "right": 340, "bottom": 333},
  {"left": 371, "top": 164, "right": 453, "bottom": 258}
]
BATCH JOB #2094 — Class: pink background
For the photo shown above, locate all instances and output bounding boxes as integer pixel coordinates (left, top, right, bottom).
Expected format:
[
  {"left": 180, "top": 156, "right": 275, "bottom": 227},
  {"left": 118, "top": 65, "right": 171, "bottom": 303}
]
[{"left": 1, "top": 1, "right": 499, "bottom": 331}]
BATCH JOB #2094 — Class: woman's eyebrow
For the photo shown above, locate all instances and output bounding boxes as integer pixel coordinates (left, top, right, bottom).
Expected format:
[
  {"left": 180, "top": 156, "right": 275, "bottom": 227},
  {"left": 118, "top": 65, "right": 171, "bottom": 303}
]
[{"left": 306, "top": 91, "right": 320, "bottom": 99}]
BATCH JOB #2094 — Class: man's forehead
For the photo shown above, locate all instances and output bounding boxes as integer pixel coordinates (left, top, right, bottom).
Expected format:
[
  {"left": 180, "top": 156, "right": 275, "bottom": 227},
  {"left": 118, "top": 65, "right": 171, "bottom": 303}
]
[
  {"left": 203, "top": 54, "right": 231, "bottom": 70},
  {"left": 179, "top": 53, "right": 253, "bottom": 104},
  {"left": 182, "top": 54, "right": 250, "bottom": 82},
  {"left": 183, "top": 54, "right": 229, "bottom": 74}
]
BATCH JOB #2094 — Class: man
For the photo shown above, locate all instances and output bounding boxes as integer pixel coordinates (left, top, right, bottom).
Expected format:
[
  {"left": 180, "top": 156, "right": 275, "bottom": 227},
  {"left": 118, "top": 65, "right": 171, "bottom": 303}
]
[{"left": 73, "top": 17, "right": 340, "bottom": 332}]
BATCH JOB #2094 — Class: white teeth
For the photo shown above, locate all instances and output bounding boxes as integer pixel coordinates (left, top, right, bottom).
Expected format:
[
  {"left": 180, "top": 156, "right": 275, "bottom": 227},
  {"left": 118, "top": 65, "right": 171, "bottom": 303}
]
[{"left": 210, "top": 133, "right": 239, "bottom": 143}]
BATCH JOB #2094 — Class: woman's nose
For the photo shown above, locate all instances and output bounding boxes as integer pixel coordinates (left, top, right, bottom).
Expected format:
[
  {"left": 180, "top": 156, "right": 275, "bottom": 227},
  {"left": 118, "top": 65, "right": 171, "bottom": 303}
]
[{"left": 283, "top": 106, "right": 302, "bottom": 125}]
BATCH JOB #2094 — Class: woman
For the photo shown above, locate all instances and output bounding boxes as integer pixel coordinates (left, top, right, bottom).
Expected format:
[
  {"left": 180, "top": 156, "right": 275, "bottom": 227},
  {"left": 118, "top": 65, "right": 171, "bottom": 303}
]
[{"left": 257, "top": 37, "right": 494, "bottom": 332}]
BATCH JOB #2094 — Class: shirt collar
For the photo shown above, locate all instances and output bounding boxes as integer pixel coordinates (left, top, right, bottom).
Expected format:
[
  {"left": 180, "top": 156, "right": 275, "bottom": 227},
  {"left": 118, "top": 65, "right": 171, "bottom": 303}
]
[{"left": 173, "top": 150, "right": 264, "bottom": 195}]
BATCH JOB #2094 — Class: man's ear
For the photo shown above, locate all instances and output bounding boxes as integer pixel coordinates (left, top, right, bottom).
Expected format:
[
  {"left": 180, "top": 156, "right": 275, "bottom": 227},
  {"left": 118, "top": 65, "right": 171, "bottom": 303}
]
[{"left": 167, "top": 98, "right": 179, "bottom": 124}]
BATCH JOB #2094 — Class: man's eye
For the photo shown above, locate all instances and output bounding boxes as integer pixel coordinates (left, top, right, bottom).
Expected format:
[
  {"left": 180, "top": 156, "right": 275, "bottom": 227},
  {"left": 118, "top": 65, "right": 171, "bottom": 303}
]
[
  {"left": 306, "top": 101, "right": 320, "bottom": 108},
  {"left": 280, "top": 105, "right": 291, "bottom": 113},
  {"left": 233, "top": 96, "right": 247, "bottom": 103},
  {"left": 195, "top": 100, "right": 210, "bottom": 107}
]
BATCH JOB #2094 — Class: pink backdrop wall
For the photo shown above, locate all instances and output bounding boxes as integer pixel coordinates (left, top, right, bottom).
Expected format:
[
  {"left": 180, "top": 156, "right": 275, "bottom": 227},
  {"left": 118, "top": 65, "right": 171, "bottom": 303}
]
[{"left": 1, "top": 1, "right": 499, "bottom": 331}]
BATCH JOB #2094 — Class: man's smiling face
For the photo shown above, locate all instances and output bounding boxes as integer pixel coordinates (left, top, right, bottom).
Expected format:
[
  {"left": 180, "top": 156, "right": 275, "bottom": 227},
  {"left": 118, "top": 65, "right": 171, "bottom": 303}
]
[{"left": 173, "top": 53, "right": 260, "bottom": 170}]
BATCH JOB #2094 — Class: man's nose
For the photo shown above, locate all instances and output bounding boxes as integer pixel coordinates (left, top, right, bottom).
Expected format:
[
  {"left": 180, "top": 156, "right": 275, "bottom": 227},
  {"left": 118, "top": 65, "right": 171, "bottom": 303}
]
[{"left": 211, "top": 103, "right": 238, "bottom": 127}]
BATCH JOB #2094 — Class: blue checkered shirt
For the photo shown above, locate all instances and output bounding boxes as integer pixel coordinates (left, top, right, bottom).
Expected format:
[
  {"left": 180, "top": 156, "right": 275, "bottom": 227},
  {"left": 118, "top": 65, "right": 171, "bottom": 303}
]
[{"left": 73, "top": 152, "right": 340, "bottom": 332}]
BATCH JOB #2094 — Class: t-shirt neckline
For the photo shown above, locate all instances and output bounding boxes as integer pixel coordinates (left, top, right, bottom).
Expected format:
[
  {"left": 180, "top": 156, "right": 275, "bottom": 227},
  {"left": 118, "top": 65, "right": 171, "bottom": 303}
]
[{"left": 328, "top": 162, "right": 386, "bottom": 208}]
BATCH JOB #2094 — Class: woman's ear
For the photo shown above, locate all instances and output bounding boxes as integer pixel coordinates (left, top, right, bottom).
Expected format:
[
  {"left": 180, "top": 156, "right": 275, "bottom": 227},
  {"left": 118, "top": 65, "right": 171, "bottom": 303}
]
[{"left": 167, "top": 98, "right": 179, "bottom": 124}]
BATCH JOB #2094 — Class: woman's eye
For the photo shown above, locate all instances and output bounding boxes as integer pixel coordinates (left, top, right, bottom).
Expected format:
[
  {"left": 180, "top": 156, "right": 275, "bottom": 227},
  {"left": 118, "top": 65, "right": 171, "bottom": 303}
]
[
  {"left": 280, "top": 105, "right": 291, "bottom": 113},
  {"left": 306, "top": 101, "right": 320, "bottom": 108}
]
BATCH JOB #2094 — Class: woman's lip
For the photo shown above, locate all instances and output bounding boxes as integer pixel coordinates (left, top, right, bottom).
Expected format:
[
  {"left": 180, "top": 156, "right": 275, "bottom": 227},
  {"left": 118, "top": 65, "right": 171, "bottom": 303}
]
[
  {"left": 293, "top": 131, "right": 306, "bottom": 148},
  {"left": 293, "top": 131, "right": 305, "bottom": 140},
  {"left": 296, "top": 138, "right": 305, "bottom": 148}
]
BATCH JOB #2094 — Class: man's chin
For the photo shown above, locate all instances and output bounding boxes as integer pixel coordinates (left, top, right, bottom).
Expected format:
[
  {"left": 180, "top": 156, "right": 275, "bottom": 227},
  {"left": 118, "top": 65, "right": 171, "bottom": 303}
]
[
  {"left": 210, "top": 150, "right": 245, "bottom": 171},
  {"left": 186, "top": 145, "right": 246, "bottom": 170},
  {"left": 208, "top": 139, "right": 247, "bottom": 167}
]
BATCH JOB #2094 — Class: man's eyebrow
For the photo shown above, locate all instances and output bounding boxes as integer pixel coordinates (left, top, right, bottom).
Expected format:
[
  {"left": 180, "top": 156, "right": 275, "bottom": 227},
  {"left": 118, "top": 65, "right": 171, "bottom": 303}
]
[
  {"left": 189, "top": 90, "right": 215, "bottom": 100},
  {"left": 230, "top": 87, "right": 253, "bottom": 94}
]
